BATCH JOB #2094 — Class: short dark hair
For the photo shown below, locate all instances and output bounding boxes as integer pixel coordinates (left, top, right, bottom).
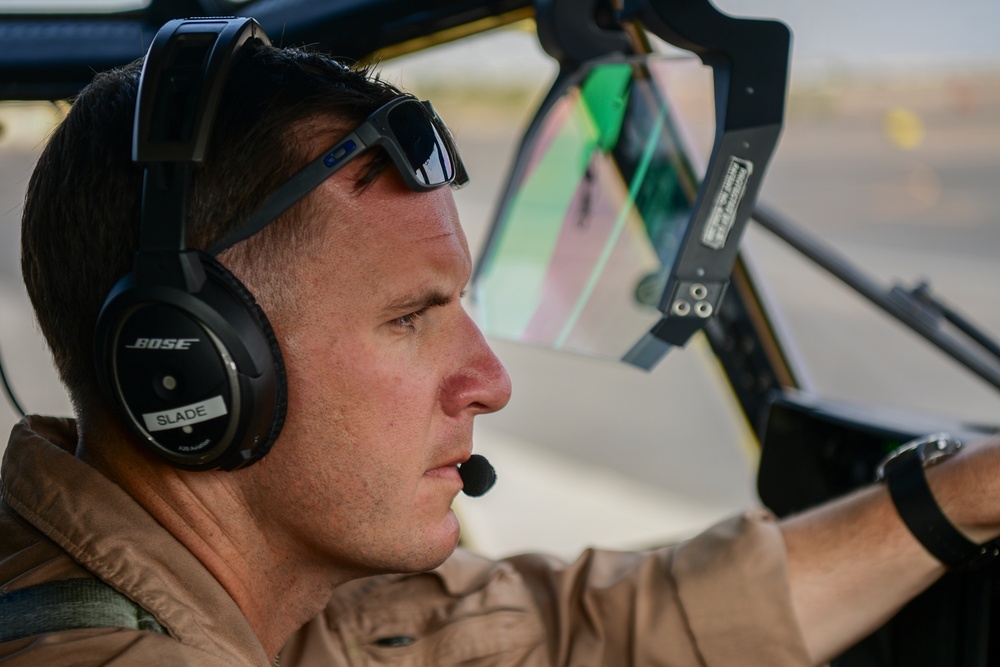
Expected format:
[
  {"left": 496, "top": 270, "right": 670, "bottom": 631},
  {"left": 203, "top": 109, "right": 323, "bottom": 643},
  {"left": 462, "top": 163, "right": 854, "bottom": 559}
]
[{"left": 21, "top": 42, "right": 400, "bottom": 422}]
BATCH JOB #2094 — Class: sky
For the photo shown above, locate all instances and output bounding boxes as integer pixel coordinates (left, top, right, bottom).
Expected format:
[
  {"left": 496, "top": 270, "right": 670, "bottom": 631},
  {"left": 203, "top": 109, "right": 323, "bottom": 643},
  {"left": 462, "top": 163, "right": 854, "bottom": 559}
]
[{"left": 715, "top": 0, "right": 1000, "bottom": 70}]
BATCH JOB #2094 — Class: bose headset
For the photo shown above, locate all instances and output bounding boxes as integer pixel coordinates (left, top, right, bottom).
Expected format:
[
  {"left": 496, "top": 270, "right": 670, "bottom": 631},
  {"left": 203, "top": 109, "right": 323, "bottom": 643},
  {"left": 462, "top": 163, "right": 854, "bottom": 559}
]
[{"left": 94, "top": 18, "right": 286, "bottom": 471}]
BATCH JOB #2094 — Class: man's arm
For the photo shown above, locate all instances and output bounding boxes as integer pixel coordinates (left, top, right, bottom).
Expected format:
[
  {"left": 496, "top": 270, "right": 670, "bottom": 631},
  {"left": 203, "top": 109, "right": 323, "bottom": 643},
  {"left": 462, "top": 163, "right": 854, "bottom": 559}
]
[{"left": 781, "top": 436, "right": 1000, "bottom": 664}]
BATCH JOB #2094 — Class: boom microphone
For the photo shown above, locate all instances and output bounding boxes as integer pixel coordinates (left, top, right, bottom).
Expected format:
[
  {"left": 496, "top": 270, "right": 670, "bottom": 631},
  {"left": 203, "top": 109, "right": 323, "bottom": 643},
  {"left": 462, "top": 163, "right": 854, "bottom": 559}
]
[{"left": 459, "top": 454, "right": 496, "bottom": 497}]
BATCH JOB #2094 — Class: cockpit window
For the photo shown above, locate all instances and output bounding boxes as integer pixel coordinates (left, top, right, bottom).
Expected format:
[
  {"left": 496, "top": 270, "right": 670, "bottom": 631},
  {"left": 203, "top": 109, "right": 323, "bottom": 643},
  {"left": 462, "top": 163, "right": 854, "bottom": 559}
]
[{"left": 472, "top": 56, "right": 713, "bottom": 362}]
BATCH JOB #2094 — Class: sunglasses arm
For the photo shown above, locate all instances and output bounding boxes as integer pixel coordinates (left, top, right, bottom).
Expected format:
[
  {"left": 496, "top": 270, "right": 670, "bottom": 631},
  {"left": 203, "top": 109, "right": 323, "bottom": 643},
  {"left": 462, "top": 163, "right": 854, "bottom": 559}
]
[{"left": 206, "top": 128, "right": 370, "bottom": 255}]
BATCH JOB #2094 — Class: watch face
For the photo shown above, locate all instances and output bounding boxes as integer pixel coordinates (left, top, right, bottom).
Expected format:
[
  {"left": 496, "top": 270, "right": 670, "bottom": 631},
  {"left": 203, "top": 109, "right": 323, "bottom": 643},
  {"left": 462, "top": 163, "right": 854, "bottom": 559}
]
[
  {"left": 918, "top": 433, "right": 963, "bottom": 466},
  {"left": 874, "top": 433, "right": 962, "bottom": 482}
]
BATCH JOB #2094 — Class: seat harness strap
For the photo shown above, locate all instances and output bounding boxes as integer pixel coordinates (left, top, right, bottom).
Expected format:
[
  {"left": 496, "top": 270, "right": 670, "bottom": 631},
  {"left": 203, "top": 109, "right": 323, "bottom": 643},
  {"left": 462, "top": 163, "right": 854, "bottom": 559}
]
[{"left": 0, "top": 578, "right": 166, "bottom": 643}]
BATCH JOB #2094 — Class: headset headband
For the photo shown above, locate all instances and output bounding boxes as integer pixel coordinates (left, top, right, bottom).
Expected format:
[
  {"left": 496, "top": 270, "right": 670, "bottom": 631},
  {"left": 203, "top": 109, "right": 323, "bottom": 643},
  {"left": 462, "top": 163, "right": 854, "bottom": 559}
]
[{"left": 133, "top": 18, "right": 270, "bottom": 263}]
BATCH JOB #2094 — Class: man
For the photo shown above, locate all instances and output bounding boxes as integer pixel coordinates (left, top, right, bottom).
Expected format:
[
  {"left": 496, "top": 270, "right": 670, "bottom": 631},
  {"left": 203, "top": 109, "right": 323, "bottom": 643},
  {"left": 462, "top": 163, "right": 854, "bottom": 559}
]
[
  {"left": 5, "top": 25, "right": 512, "bottom": 663},
  {"left": 2, "top": 21, "right": 1000, "bottom": 667}
]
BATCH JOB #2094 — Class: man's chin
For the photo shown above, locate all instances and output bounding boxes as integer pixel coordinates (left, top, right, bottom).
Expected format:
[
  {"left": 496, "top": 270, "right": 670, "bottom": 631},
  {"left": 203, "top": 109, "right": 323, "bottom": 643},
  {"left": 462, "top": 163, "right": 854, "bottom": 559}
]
[
  {"left": 399, "top": 510, "right": 462, "bottom": 573},
  {"left": 346, "top": 511, "right": 462, "bottom": 577}
]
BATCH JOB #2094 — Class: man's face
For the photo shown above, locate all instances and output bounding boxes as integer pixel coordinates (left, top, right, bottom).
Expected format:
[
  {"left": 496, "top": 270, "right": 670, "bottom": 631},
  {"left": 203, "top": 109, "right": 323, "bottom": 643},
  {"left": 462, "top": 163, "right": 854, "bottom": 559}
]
[{"left": 244, "top": 157, "right": 511, "bottom": 578}]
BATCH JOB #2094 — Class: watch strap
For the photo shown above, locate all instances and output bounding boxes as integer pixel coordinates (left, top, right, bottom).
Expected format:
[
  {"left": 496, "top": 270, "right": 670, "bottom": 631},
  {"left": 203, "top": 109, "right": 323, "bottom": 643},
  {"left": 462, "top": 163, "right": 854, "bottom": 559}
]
[{"left": 887, "top": 451, "right": 997, "bottom": 570}]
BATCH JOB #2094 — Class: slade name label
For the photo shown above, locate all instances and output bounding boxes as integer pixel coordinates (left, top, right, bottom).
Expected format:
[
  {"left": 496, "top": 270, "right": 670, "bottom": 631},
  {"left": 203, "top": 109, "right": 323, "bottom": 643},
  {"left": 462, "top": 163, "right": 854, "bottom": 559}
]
[{"left": 141, "top": 396, "right": 229, "bottom": 433}]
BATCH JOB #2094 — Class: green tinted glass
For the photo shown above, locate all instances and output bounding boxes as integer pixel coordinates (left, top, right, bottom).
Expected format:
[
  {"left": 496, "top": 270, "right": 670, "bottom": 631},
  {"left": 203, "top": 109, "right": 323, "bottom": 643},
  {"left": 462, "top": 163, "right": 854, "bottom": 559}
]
[{"left": 473, "top": 57, "right": 708, "bottom": 360}]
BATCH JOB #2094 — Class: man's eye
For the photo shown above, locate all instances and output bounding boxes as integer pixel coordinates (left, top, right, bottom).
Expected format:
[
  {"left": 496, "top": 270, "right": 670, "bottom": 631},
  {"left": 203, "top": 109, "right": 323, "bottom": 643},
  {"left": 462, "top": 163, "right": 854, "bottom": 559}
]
[{"left": 390, "top": 310, "right": 425, "bottom": 330}]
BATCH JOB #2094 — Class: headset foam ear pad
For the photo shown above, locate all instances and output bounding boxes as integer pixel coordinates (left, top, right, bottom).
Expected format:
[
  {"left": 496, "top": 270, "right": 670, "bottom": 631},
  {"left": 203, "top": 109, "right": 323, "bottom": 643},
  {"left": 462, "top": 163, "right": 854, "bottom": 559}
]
[{"left": 198, "top": 253, "right": 288, "bottom": 468}]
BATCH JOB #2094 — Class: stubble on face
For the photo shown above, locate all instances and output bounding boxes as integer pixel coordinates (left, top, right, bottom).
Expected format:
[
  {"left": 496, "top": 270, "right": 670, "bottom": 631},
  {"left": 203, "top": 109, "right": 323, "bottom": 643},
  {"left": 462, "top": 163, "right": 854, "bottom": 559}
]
[{"left": 237, "top": 161, "right": 507, "bottom": 582}]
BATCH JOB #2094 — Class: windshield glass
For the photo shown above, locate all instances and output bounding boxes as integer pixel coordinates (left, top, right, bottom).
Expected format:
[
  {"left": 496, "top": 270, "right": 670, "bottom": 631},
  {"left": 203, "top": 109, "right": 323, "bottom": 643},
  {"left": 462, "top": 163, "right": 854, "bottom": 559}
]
[{"left": 473, "top": 56, "right": 712, "bottom": 361}]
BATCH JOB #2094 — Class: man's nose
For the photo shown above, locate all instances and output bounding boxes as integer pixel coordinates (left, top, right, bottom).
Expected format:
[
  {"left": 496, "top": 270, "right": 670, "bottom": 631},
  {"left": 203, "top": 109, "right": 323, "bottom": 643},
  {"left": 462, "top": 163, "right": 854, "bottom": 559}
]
[{"left": 440, "top": 315, "right": 512, "bottom": 418}]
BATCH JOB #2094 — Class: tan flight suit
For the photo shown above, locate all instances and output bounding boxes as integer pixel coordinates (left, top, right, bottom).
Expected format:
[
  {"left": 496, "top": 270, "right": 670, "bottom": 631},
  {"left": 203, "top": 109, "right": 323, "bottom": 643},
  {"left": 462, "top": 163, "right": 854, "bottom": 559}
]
[{"left": 0, "top": 417, "right": 810, "bottom": 666}]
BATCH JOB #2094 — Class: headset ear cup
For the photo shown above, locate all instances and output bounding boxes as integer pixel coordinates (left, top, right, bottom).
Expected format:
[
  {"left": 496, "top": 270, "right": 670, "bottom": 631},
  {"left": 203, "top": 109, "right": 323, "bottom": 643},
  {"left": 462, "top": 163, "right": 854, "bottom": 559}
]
[{"left": 94, "top": 251, "right": 287, "bottom": 471}]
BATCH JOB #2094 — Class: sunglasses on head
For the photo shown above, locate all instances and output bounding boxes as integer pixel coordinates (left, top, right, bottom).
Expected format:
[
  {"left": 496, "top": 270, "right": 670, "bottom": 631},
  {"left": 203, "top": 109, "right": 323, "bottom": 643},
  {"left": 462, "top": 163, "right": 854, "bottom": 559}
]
[{"left": 208, "top": 94, "right": 469, "bottom": 255}]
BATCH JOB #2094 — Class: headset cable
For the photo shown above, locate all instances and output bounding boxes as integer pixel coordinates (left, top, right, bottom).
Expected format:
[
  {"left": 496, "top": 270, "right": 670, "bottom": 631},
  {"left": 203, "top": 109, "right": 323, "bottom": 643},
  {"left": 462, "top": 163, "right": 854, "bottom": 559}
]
[{"left": 0, "top": 338, "right": 26, "bottom": 417}]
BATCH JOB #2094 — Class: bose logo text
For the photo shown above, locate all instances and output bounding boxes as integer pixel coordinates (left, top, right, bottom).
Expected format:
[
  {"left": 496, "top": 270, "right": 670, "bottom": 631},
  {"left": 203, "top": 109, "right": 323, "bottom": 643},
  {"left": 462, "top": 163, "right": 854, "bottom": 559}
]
[{"left": 124, "top": 338, "right": 200, "bottom": 350}]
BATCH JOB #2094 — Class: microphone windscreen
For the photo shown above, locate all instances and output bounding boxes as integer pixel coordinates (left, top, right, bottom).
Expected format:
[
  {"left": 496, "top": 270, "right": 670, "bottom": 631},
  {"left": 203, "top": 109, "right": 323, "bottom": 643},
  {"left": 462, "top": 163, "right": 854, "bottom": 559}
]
[{"left": 459, "top": 454, "right": 496, "bottom": 497}]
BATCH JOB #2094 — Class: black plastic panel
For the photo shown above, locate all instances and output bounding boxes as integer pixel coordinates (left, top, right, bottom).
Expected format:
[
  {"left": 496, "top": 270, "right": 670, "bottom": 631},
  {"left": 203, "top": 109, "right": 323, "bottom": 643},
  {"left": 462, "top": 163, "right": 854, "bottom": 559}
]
[{"left": 0, "top": 0, "right": 531, "bottom": 100}]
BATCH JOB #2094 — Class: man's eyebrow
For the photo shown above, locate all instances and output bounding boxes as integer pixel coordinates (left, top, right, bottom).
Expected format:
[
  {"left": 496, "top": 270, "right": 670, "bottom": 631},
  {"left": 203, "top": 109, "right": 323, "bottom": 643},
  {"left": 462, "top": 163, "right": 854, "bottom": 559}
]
[{"left": 381, "top": 289, "right": 455, "bottom": 315}]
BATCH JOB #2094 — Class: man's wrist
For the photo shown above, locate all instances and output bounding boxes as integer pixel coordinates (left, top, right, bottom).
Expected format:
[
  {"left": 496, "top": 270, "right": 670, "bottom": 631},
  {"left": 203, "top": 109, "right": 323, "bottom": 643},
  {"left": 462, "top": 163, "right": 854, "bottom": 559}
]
[{"left": 878, "top": 433, "right": 1000, "bottom": 571}]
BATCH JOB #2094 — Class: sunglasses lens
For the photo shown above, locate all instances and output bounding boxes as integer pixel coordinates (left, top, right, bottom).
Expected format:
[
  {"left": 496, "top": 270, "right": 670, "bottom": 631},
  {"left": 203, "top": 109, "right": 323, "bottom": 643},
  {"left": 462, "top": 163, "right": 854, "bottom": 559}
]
[{"left": 387, "top": 101, "right": 455, "bottom": 187}]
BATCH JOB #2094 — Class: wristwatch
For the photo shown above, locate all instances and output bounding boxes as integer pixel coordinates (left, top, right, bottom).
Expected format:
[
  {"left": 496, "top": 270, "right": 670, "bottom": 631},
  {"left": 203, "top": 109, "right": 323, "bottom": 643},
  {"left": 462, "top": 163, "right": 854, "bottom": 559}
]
[{"left": 876, "top": 433, "right": 1000, "bottom": 571}]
